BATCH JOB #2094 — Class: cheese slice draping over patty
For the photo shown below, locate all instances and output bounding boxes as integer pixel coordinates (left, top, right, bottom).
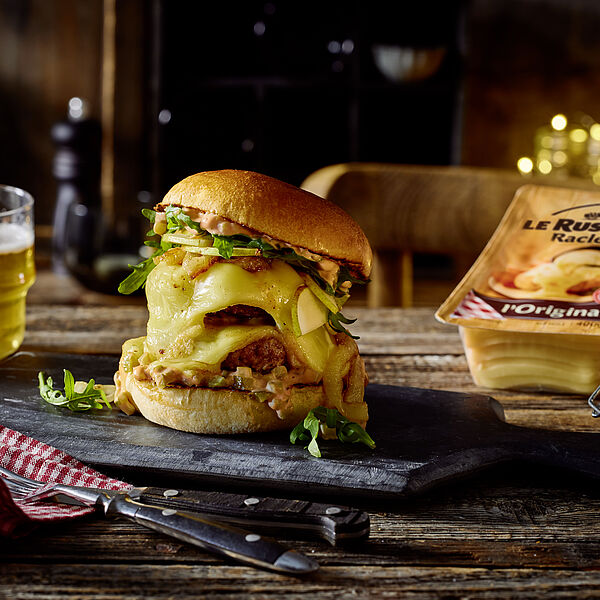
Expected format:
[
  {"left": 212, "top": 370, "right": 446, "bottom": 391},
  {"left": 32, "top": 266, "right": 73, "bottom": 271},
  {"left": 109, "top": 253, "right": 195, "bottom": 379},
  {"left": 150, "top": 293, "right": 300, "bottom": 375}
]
[{"left": 143, "top": 259, "right": 335, "bottom": 376}]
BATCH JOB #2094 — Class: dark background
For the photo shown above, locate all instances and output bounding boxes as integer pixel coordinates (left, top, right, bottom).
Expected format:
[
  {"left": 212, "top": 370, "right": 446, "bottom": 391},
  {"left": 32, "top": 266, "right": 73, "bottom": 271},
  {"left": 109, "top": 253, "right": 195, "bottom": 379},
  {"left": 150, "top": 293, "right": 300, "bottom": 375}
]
[
  {"left": 1, "top": 0, "right": 600, "bottom": 229},
  {"left": 159, "top": 1, "right": 462, "bottom": 190}
]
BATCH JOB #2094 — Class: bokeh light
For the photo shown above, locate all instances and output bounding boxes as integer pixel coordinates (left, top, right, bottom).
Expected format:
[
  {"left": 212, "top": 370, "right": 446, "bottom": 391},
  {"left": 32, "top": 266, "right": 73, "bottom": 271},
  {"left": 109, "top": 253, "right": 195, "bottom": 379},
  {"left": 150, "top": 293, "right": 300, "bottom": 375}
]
[
  {"left": 538, "top": 159, "right": 553, "bottom": 174},
  {"left": 569, "top": 128, "right": 588, "bottom": 143},
  {"left": 553, "top": 150, "right": 567, "bottom": 166},
  {"left": 551, "top": 114, "right": 567, "bottom": 131},
  {"left": 517, "top": 156, "right": 533, "bottom": 174}
]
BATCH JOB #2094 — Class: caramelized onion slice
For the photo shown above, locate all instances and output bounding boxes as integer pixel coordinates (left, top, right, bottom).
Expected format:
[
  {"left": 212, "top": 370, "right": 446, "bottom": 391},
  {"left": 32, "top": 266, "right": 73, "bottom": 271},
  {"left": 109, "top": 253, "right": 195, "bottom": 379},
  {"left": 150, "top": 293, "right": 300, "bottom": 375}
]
[
  {"left": 322, "top": 334, "right": 355, "bottom": 411},
  {"left": 182, "top": 253, "right": 217, "bottom": 279},
  {"left": 345, "top": 355, "right": 367, "bottom": 404}
]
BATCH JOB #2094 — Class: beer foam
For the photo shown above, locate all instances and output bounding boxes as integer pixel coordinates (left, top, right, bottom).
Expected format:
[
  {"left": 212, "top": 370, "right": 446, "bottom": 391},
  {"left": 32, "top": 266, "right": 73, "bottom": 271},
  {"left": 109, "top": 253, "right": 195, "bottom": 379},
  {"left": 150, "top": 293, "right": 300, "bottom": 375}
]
[{"left": 0, "top": 223, "right": 34, "bottom": 253}]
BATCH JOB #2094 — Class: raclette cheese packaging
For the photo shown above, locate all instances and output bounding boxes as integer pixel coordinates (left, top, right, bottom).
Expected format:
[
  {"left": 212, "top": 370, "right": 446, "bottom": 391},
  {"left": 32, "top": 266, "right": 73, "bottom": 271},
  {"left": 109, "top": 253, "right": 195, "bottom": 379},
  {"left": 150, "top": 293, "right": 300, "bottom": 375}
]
[{"left": 436, "top": 184, "right": 600, "bottom": 394}]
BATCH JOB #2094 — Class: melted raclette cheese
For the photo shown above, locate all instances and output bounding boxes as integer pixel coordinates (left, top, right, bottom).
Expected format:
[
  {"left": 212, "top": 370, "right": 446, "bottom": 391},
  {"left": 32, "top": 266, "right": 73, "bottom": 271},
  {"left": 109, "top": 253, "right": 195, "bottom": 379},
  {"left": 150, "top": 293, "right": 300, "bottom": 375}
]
[
  {"left": 512, "top": 249, "right": 600, "bottom": 300},
  {"left": 144, "top": 260, "right": 335, "bottom": 375}
]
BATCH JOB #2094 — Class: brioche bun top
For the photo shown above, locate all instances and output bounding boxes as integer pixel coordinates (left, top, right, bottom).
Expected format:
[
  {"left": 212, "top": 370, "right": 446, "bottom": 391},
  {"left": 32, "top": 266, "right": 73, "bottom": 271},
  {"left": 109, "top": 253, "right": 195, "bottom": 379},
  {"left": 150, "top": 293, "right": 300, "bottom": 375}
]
[{"left": 157, "top": 170, "right": 372, "bottom": 278}]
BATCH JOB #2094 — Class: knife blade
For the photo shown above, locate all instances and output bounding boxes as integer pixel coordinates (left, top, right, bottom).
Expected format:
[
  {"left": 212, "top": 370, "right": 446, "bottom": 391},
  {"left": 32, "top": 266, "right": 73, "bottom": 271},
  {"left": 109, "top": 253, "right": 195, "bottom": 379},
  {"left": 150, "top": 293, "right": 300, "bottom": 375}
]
[{"left": 26, "top": 484, "right": 318, "bottom": 574}]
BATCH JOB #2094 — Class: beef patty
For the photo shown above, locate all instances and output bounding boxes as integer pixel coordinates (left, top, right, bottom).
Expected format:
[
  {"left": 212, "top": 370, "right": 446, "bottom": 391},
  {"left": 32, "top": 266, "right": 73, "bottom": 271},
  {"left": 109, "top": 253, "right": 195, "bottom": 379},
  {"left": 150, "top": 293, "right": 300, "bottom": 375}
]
[
  {"left": 221, "top": 337, "right": 287, "bottom": 373},
  {"left": 204, "top": 304, "right": 275, "bottom": 326}
]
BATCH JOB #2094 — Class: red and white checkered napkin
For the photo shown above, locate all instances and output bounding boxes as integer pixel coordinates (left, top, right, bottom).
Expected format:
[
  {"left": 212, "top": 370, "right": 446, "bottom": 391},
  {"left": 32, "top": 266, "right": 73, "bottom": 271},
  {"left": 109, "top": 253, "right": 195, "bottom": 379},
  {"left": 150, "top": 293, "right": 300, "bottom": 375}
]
[
  {"left": 0, "top": 425, "right": 132, "bottom": 537},
  {"left": 451, "top": 290, "right": 505, "bottom": 320}
]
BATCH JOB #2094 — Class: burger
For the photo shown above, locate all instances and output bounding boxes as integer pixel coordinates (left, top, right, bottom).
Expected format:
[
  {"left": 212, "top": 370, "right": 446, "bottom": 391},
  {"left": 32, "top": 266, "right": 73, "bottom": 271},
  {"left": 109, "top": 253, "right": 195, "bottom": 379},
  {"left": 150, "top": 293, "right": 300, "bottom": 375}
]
[{"left": 114, "top": 170, "right": 372, "bottom": 435}]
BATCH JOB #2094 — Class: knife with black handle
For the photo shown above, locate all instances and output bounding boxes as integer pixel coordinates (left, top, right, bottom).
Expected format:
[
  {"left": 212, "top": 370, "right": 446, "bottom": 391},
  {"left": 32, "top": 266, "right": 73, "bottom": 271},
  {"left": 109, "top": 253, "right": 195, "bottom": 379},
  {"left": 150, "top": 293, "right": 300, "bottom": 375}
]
[
  {"left": 140, "top": 487, "right": 370, "bottom": 545},
  {"left": 108, "top": 494, "right": 318, "bottom": 573},
  {"left": 3, "top": 477, "right": 318, "bottom": 574}
]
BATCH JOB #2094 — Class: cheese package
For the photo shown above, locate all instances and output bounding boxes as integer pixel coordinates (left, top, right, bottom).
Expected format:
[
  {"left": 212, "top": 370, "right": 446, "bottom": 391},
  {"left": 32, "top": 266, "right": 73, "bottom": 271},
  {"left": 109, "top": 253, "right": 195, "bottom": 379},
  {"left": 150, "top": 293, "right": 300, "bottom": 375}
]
[{"left": 436, "top": 184, "right": 600, "bottom": 394}]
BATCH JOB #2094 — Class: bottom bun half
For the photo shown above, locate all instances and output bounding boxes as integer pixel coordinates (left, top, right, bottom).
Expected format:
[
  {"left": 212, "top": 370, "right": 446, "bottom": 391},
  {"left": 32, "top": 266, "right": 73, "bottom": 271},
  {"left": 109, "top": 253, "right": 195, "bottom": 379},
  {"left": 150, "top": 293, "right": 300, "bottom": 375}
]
[{"left": 116, "top": 367, "right": 328, "bottom": 434}]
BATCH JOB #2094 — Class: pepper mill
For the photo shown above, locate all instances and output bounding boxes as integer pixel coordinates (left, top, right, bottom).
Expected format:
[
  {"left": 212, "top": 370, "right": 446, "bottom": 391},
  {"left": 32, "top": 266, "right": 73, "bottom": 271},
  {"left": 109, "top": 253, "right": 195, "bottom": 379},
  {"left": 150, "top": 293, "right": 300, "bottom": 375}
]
[
  {"left": 51, "top": 98, "right": 141, "bottom": 294},
  {"left": 50, "top": 97, "right": 101, "bottom": 275}
]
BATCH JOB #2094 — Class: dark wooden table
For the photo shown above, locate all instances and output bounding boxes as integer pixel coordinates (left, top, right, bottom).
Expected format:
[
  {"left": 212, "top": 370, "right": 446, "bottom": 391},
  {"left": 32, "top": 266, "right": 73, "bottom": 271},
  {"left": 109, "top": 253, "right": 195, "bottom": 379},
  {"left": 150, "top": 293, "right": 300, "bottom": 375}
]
[{"left": 2, "top": 273, "right": 600, "bottom": 598}]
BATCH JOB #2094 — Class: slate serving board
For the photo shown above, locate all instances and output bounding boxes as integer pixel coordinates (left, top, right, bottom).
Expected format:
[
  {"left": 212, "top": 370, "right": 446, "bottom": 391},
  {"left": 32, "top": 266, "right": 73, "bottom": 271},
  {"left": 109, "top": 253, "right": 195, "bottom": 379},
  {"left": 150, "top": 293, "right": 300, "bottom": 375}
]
[{"left": 1, "top": 351, "right": 599, "bottom": 499}]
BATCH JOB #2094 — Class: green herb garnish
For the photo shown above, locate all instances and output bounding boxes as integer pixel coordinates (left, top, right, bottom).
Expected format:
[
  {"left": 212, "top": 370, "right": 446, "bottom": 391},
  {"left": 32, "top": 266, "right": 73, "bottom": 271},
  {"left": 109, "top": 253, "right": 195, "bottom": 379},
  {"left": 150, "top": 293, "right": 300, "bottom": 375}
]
[
  {"left": 290, "top": 406, "right": 375, "bottom": 458},
  {"left": 212, "top": 235, "right": 236, "bottom": 259},
  {"left": 337, "top": 264, "right": 368, "bottom": 292},
  {"left": 38, "top": 370, "right": 111, "bottom": 412},
  {"left": 164, "top": 205, "right": 206, "bottom": 235},
  {"left": 327, "top": 310, "right": 359, "bottom": 339},
  {"left": 141, "top": 208, "right": 156, "bottom": 224},
  {"left": 118, "top": 208, "right": 186, "bottom": 294},
  {"left": 118, "top": 235, "right": 174, "bottom": 295}
]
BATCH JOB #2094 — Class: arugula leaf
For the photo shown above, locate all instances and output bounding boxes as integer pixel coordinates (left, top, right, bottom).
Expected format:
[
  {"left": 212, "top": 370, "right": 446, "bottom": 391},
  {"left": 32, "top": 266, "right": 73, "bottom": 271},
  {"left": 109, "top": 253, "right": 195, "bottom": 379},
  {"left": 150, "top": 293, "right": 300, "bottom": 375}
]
[
  {"left": 118, "top": 238, "right": 174, "bottom": 295},
  {"left": 164, "top": 205, "right": 205, "bottom": 234},
  {"left": 141, "top": 208, "right": 156, "bottom": 223},
  {"left": 118, "top": 257, "right": 156, "bottom": 295},
  {"left": 63, "top": 369, "right": 75, "bottom": 398},
  {"left": 38, "top": 370, "right": 111, "bottom": 412},
  {"left": 212, "top": 235, "right": 236, "bottom": 259},
  {"left": 337, "top": 264, "right": 369, "bottom": 290},
  {"left": 327, "top": 310, "right": 359, "bottom": 339},
  {"left": 304, "top": 412, "right": 321, "bottom": 457},
  {"left": 118, "top": 209, "right": 178, "bottom": 294},
  {"left": 290, "top": 406, "right": 375, "bottom": 458}
]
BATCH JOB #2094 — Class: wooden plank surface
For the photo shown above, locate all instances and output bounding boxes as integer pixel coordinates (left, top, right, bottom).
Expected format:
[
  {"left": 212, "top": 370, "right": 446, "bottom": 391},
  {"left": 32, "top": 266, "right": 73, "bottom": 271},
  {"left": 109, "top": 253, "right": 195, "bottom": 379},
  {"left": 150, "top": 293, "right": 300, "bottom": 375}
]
[
  {"left": 5, "top": 293, "right": 600, "bottom": 598},
  {"left": 2, "top": 469, "right": 600, "bottom": 598}
]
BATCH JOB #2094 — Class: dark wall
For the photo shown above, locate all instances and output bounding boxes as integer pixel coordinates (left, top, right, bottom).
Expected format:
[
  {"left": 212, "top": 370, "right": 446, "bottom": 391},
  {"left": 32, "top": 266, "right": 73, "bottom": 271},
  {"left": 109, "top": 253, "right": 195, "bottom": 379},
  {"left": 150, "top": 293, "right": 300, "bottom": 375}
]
[
  {"left": 157, "top": 1, "right": 462, "bottom": 192},
  {"left": 0, "top": 0, "right": 103, "bottom": 225}
]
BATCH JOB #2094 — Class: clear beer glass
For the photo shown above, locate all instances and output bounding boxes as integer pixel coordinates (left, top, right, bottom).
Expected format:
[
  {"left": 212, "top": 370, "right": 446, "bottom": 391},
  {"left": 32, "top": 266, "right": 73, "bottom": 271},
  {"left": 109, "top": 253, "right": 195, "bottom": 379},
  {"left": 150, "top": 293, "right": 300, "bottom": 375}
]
[{"left": 0, "top": 186, "right": 35, "bottom": 360}]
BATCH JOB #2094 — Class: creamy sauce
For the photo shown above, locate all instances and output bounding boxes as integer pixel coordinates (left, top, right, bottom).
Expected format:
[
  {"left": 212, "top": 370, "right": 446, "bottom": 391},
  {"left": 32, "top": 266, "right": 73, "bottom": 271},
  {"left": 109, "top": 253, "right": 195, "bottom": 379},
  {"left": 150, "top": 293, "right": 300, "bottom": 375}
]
[
  {"left": 193, "top": 211, "right": 253, "bottom": 237},
  {"left": 165, "top": 207, "right": 343, "bottom": 288},
  {"left": 251, "top": 366, "right": 321, "bottom": 418}
]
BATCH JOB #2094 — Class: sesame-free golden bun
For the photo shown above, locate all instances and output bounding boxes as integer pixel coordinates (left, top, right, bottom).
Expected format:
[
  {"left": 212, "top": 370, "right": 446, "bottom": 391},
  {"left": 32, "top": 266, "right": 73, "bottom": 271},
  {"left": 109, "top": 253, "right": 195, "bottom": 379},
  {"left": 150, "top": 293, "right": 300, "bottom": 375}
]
[
  {"left": 157, "top": 169, "right": 372, "bottom": 279},
  {"left": 117, "top": 365, "right": 329, "bottom": 434}
]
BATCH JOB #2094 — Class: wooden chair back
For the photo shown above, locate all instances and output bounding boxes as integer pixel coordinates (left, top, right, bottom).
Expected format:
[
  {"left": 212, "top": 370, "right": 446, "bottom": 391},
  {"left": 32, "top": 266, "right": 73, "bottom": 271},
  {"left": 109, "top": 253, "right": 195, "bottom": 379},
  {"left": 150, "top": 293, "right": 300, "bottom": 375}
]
[{"left": 301, "top": 163, "right": 593, "bottom": 306}]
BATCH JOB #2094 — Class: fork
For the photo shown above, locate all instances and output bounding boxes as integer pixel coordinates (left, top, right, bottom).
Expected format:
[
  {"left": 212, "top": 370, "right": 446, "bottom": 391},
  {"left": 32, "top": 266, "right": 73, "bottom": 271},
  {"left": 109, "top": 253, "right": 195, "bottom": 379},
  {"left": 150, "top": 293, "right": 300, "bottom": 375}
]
[
  {"left": 0, "top": 464, "right": 140, "bottom": 504},
  {"left": 0, "top": 465, "right": 319, "bottom": 573}
]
